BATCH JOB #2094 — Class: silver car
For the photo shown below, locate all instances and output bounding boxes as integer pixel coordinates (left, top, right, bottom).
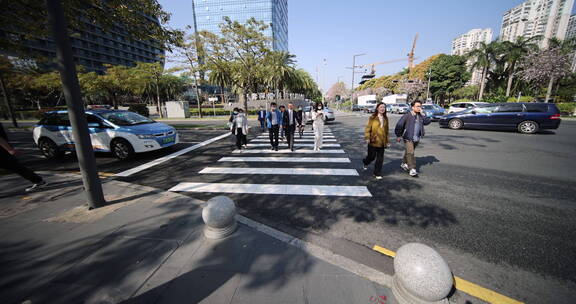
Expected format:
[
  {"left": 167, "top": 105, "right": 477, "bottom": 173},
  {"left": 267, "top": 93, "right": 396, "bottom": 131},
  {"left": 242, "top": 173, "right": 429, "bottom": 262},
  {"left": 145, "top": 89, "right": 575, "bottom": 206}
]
[{"left": 324, "top": 107, "right": 335, "bottom": 121}]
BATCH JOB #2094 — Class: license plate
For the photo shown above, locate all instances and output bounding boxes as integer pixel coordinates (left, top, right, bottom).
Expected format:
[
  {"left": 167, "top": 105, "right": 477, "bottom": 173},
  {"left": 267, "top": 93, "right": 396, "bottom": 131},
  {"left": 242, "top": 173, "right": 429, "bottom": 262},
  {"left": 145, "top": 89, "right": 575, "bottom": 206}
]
[{"left": 163, "top": 136, "right": 175, "bottom": 144}]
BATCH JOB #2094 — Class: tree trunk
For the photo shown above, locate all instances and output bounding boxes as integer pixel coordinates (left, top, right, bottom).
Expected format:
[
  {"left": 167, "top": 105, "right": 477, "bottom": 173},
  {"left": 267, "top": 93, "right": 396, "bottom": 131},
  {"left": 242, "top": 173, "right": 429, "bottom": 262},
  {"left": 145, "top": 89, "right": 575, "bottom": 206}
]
[
  {"left": 155, "top": 82, "right": 164, "bottom": 118},
  {"left": 545, "top": 77, "right": 554, "bottom": 103},
  {"left": 478, "top": 66, "right": 487, "bottom": 101},
  {"left": 506, "top": 73, "right": 514, "bottom": 97},
  {"left": 0, "top": 75, "right": 18, "bottom": 127},
  {"left": 243, "top": 89, "right": 249, "bottom": 113}
]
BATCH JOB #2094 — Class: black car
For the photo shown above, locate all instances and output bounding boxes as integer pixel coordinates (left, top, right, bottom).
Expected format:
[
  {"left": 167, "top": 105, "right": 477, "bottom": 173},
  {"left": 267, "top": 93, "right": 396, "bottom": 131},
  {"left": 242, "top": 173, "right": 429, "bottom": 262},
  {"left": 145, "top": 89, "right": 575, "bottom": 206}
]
[{"left": 439, "top": 103, "right": 561, "bottom": 134}]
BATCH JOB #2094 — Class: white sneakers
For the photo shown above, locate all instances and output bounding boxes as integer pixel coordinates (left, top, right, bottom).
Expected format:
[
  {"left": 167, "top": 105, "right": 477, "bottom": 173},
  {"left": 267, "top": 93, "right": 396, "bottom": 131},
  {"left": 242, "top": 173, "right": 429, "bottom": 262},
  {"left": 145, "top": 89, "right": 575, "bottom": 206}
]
[
  {"left": 401, "top": 163, "right": 418, "bottom": 177},
  {"left": 400, "top": 163, "right": 409, "bottom": 171},
  {"left": 409, "top": 169, "right": 418, "bottom": 177},
  {"left": 25, "top": 180, "right": 47, "bottom": 192}
]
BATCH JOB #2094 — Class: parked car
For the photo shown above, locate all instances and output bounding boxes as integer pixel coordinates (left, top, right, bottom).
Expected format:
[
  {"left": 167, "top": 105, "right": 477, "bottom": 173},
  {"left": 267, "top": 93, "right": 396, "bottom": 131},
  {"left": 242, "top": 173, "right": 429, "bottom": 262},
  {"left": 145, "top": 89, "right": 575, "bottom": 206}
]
[
  {"left": 386, "top": 104, "right": 393, "bottom": 113},
  {"left": 364, "top": 104, "right": 376, "bottom": 113},
  {"left": 33, "top": 110, "right": 179, "bottom": 160},
  {"left": 392, "top": 104, "right": 410, "bottom": 114},
  {"left": 422, "top": 104, "right": 446, "bottom": 121},
  {"left": 303, "top": 106, "right": 313, "bottom": 123},
  {"left": 352, "top": 104, "right": 362, "bottom": 111},
  {"left": 447, "top": 102, "right": 489, "bottom": 114},
  {"left": 438, "top": 103, "right": 561, "bottom": 134}
]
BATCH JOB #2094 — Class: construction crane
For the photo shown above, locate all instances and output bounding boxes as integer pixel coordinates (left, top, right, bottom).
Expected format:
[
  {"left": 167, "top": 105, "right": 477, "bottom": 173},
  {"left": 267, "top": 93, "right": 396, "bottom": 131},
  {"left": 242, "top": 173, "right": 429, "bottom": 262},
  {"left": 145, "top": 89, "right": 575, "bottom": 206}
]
[
  {"left": 408, "top": 33, "right": 419, "bottom": 71},
  {"left": 357, "top": 57, "right": 411, "bottom": 75}
]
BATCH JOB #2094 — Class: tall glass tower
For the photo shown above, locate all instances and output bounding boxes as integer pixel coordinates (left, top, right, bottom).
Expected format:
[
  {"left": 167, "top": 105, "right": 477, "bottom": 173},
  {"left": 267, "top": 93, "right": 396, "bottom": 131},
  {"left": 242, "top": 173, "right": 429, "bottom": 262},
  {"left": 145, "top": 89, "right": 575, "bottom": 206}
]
[{"left": 192, "top": 0, "right": 288, "bottom": 52}]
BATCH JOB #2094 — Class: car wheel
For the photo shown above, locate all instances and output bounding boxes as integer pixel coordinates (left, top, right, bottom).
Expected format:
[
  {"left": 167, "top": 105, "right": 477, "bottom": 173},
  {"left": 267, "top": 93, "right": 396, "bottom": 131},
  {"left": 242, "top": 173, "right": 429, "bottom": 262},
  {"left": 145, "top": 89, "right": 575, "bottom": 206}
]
[
  {"left": 448, "top": 119, "right": 463, "bottom": 130},
  {"left": 38, "top": 138, "right": 62, "bottom": 159},
  {"left": 518, "top": 121, "right": 539, "bottom": 134},
  {"left": 111, "top": 138, "right": 135, "bottom": 160}
]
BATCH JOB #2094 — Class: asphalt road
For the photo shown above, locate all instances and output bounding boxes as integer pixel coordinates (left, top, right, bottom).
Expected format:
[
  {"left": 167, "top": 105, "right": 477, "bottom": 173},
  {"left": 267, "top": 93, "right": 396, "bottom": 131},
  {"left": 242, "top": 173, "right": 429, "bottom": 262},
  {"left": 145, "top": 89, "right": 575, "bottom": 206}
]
[{"left": 2, "top": 114, "right": 576, "bottom": 303}]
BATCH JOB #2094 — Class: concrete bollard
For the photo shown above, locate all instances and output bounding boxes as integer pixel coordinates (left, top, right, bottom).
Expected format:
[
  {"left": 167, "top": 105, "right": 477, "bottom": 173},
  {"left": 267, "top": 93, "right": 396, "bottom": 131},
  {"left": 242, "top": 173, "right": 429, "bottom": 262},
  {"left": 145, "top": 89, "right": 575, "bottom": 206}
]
[
  {"left": 392, "top": 243, "right": 453, "bottom": 304},
  {"left": 202, "top": 196, "right": 237, "bottom": 239}
]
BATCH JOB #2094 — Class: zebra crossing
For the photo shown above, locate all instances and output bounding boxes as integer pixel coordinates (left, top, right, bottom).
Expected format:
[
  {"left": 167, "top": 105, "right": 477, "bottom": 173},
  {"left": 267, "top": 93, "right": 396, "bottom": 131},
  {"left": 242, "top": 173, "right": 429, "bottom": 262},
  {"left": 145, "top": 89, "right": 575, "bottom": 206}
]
[{"left": 168, "top": 127, "right": 372, "bottom": 198}]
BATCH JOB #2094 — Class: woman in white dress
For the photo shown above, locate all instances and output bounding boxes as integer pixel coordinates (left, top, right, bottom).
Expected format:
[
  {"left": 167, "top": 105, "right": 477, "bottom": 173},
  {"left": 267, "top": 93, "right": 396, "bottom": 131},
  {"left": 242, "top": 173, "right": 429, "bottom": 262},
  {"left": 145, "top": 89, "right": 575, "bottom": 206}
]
[{"left": 311, "top": 102, "right": 326, "bottom": 151}]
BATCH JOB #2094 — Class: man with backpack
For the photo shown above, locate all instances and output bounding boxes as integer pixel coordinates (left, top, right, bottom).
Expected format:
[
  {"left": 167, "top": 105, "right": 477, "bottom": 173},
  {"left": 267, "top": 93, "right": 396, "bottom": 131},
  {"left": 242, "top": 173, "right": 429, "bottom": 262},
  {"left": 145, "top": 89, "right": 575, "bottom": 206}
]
[{"left": 394, "top": 100, "right": 431, "bottom": 177}]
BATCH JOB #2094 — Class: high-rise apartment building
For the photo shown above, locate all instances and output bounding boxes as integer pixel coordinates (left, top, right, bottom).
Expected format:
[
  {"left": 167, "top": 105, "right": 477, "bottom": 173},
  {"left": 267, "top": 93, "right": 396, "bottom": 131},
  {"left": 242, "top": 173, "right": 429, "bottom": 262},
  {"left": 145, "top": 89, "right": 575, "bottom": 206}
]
[
  {"left": 451, "top": 28, "right": 493, "bottom": 56},
  {"left": 451, "top": 28, "right": 493, "bottom": 86},
  {"left": 192, "top": 0, "right": 288, "bottom": 52},
  {"left": 500, "top": 0, "right": 575, "bottom": 48},
  {"left": 566, "top": 14, "right": 576, "bottom": 38}
]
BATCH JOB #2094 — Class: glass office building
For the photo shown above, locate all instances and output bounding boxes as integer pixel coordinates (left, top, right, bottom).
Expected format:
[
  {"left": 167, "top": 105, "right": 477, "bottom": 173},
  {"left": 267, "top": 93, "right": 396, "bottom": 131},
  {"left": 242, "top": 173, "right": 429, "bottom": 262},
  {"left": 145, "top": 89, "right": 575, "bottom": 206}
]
[
  {"left": 1, "top": 15, "right": 165, "bottom": 73},
  {"left": 192, "top": 0, "right": 288, "bottom": 52}
]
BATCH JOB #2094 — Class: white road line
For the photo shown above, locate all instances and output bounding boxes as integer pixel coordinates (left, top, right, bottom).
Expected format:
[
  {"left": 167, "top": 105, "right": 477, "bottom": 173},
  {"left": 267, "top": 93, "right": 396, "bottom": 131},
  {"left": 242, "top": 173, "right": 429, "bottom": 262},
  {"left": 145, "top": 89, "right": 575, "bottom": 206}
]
[
  {"left": 232, "top": 149, "right": 345, "bottom": 154},
  {"left": 249, "top": 139, "right": 337, "bottom": 142},
  {"left": 246, "top": 143, "right": 340, "bottom": 147},
  {"left": 115, "top": 132, "right": 230, "bottom": 177},
  {"left": 218, "top": 157, "right": 351, "bottom": 163},
  {"left": 199, "top": 167, "right": 359, "bottom": 176},
  {"left": 169, "top": 183, "right": 371, "bottom": 197},
  {"left": 256, "top": 135, "right": 335, "bottom": 139}
]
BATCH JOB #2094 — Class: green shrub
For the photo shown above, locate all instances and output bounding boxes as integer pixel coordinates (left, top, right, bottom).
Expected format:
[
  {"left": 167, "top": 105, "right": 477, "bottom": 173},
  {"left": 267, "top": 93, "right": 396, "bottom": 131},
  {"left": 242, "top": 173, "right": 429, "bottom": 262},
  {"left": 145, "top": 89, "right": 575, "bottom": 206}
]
[
  {"left": 506, "top": 96, "right": 534, "bottom": 102},
  {"left": 127, "top": 104, "right": 150, "bottom": 117},
  {"left": 453, "top": 98, "right": 471, "bottom": 103},
  {"left": 556, "top": 102, "right": 576, "bottom": 115}
]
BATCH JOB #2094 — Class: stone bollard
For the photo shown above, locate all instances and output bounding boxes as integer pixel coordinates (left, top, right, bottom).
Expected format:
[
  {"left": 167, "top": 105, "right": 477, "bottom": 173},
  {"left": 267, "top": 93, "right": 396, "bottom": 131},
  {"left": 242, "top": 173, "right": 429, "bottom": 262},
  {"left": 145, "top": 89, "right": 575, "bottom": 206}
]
[
  {"left": 202, "top": 196, "right": 237, "bottom": 239},
  {"left": 392, "top": 243, "right": 453, "bottom": 304}
]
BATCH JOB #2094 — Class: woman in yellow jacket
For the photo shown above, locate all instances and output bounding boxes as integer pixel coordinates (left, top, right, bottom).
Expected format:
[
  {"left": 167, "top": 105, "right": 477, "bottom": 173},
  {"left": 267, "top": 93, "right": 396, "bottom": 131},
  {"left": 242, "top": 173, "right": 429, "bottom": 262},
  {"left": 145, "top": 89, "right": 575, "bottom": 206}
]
[{"left": 363, "top": 102, "right": 390, "bottom": 179}]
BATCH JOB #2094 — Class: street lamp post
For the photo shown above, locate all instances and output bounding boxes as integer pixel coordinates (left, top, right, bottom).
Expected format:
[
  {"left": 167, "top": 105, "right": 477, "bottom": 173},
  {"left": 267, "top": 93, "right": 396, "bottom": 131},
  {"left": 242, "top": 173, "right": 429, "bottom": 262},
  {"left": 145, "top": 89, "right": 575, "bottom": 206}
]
[
  {"left": 425, "top": 66, "right": 432, "bottom": 102},
  {"left": 350, "top": 53, "right": 366, "bottom": 110}
]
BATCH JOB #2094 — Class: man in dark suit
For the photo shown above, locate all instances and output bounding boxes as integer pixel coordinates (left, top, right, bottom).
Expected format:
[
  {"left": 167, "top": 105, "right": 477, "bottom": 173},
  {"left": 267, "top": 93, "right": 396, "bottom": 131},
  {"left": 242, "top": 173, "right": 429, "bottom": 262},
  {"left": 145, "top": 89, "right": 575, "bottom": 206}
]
[{"left": 282, "top": 102, "right": 302, "bottom": 151}]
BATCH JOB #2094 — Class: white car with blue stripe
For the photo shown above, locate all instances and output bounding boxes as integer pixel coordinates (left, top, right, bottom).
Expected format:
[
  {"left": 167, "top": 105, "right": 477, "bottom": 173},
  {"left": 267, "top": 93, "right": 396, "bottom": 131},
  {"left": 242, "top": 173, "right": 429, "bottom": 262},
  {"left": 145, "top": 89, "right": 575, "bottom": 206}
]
[{"left": 33, "top": 110, "right": 179, "bottom": 160}]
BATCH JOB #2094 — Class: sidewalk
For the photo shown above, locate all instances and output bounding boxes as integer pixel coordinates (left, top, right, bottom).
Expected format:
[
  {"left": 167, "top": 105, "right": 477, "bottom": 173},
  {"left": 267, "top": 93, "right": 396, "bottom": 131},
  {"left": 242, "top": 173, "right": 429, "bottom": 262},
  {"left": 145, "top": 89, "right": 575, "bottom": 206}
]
[{"left": 0, "top": 173, "right": 395, "bottom": 304}]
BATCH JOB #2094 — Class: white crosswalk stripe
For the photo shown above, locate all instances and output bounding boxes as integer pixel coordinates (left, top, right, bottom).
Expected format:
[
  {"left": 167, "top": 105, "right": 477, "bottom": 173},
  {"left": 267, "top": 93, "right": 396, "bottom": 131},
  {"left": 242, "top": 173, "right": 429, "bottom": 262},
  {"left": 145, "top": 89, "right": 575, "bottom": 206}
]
[
  {"left": 249, "top": 138, "right": 337, "bottom": 142},
  {"left": 218, "top": 157, "right": 351, "bottom": 163},
  {"left": 232, "top": 149, "right": 345, "bottom": 154},
  {"left": 169, "top": 183, "right": 371, "bottom": 197},
  {"left": 169, "top": 129, "right": 372, "bottom": 198},
  {"left": 246, "top": 143, "right": 341, "bottom": 148},
  {"left": 199, "top": 167, "right": 359, "bottom": 176}
]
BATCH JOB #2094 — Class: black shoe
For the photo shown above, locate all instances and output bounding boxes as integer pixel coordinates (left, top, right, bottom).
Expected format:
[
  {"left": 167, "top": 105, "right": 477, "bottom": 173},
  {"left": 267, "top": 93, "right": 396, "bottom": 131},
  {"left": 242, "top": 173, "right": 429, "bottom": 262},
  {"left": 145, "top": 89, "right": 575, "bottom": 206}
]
[{"left": 275, "top": 147, "right": 279, "bottom": 151}]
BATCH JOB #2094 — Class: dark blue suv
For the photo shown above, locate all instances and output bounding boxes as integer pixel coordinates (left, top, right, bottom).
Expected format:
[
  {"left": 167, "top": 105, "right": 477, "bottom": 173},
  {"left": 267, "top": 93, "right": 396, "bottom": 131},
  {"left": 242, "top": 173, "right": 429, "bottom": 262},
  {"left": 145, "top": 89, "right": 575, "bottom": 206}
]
[{"left": 439, "top": 103, "right": 561, "bottom": 134}]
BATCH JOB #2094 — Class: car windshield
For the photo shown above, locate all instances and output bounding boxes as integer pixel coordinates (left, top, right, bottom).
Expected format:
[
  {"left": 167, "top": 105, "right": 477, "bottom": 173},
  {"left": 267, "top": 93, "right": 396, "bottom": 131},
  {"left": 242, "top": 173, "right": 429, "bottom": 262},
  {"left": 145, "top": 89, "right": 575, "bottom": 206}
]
[
  {"left": 303, "top": 106, "right": 311, "bottom": 111},
  {"left": 99, "top": 111, "right": 154, "bottom": 126}
]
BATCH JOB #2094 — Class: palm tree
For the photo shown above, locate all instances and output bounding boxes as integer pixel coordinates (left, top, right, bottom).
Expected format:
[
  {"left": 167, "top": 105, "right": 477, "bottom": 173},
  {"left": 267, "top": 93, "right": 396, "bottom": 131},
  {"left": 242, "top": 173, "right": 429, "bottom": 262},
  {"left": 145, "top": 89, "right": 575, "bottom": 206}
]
[
  {"left": 467, "top": 41, "right": 499, "bottom": 101},
  {"left": 265, "top": 51, "right": 296, "bottom": 99},
  {"left": 207, "top": 59, "right": 232, "bottom": 105},
  {"left": 501, "top": 36, "right": 540, "bottom": 97}
]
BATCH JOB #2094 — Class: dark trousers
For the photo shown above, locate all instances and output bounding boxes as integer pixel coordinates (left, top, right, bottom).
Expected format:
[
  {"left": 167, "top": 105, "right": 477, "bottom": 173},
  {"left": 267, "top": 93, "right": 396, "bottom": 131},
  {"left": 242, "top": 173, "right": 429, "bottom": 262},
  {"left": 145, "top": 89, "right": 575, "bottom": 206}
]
[
  {"left": 235, "top": 128, "right": 247, "bottom": 149},
  {"left": 258, "top": 119, "right": 265, "bottom": 130},
  {"left": 285, "top": 124, "right": 296, "bottom": 149},
  {"left": 363, "top": 144, "right": 385, "bottom": 176},
  {"left": 268, "top": 124, "right": 279, "bottom": 148},
  {"left": 0, "top": 150, "right": 43, "bottom": 183}
]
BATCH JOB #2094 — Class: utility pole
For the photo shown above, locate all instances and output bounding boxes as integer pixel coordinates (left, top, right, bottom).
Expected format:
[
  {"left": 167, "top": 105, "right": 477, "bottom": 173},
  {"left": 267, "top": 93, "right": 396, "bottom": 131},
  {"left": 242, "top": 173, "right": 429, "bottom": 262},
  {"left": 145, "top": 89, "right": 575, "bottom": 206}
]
[
  {"left": 46, "top": 0, "right": 106, "bottom": 209},
  {"left": 425, "top": 66, "right": 432, "bottom": 102},
  {"left": 350, "top": 53, "right": 366, "bottom": 110}
]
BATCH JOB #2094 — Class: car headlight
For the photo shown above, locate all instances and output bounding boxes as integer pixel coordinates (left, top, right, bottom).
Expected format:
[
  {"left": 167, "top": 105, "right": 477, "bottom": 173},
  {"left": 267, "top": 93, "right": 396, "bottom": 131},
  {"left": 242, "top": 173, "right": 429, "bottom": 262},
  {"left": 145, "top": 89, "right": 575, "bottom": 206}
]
[{"left": 137, "top": 134, "right": 155, "bottom": 139}]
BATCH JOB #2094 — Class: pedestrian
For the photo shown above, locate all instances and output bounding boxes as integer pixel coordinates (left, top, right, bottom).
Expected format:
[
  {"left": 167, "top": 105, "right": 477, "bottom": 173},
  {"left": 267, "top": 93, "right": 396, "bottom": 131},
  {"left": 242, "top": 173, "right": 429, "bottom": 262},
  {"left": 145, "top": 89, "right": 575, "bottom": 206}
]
[
  {"left": 394, "top": 100, "right": 431, "bottom": 177},
  {"left": 282, "top": 102, "right": 302, "bottom": 151},
  {"left": 231, "top": 108, "right": 248, "bottom": 149},
  {"left": 257, "top": 106, "right": 267, "bottom": 131},
  {"left": 266, "top": 102, "right": 283, "bottom": 151},
  {"left": 279, "top": 105, "right": 286, "bottom": 141},
  {"left": 0, "top": 123, "right": 47, "bottom": 192},
  {"left": 311, "top": 101, "right": 326, "bottom": 151},
  {"left": 296, "top": 106, "right": 304, "bottom": 138},
  {"left": 362, "top": 102, "right": 390, "bottom": 180}
]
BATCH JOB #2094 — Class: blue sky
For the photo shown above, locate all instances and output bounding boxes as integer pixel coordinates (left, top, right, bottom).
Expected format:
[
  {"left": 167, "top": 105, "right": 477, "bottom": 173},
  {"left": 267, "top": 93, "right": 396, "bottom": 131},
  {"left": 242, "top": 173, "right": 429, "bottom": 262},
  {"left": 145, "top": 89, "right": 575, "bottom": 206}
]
[{"left": 158, "top": 0, "right": 529, "bottom": 92}]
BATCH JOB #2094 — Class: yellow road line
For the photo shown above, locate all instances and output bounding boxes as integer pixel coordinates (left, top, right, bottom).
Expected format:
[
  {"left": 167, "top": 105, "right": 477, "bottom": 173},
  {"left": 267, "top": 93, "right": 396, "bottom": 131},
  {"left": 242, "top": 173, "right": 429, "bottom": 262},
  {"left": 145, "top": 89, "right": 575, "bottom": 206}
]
[
  {"left": 373, "top": 245, "right": 396, "bottom": 257},
  {"left": 371, "top": 245, "right": 523, "bottom": 304}
]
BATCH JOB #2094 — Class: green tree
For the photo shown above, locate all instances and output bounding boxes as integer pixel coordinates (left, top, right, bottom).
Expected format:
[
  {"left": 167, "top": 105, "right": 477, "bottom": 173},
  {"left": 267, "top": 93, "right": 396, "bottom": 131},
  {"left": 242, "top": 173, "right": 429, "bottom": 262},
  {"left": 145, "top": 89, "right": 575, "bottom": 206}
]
[
  {"left": 130, "top": 62, "right": 166, "bottom": 117},
  {"left": 429, "top": 54, "right": 470, "bottom": 104},
  {"left": 501, "top": 36, "right": 540, "bottom": 97},
  {"left": 467, "top": 42, "right": 499, "bottom": 100},
  {"left": 264, "top": 51, "right": 297, "bottom": 99}
]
